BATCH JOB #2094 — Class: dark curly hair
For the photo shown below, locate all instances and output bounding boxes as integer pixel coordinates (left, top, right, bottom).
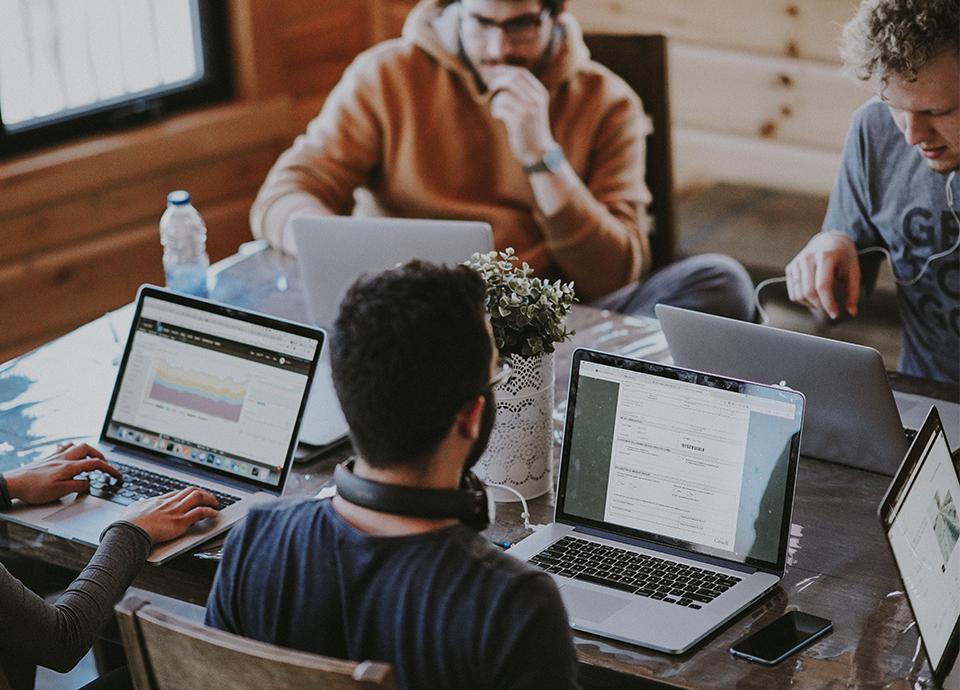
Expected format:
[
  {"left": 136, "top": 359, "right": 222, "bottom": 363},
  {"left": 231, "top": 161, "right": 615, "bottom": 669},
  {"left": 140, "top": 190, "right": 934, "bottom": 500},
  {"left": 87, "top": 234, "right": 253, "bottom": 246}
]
[
  {"left": 840, "top": 0, "right": 960, "bottom": 83},
  {"left": 330, "top": 260, "right": 492, "bottom": 469}
]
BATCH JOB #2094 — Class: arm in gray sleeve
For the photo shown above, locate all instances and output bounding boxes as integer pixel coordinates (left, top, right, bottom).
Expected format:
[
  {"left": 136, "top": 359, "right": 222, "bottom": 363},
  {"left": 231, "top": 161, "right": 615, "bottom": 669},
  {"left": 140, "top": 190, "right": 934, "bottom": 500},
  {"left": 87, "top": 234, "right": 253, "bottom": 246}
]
[{"left": 0, "top": 521, "right": 151, "bottom": 672}]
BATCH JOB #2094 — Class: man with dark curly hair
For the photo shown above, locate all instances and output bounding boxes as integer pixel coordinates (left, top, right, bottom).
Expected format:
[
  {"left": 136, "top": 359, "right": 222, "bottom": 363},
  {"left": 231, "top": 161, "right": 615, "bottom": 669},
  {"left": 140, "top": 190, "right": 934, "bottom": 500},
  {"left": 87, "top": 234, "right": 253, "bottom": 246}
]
[
  {"left": 206, "top": 261, "right": 580, "bottom": 690},
  {"left": 785, "top": 0, "right": 959, "bottom": 385}
]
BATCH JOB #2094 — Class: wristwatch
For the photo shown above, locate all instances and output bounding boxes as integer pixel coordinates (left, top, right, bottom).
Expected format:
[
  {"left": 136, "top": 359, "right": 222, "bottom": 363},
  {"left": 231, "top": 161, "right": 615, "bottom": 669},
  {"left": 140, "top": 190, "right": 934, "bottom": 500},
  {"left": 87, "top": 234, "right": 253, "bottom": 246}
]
[{"left": 522, "top": 144, "right": 566, "bottom": 175}]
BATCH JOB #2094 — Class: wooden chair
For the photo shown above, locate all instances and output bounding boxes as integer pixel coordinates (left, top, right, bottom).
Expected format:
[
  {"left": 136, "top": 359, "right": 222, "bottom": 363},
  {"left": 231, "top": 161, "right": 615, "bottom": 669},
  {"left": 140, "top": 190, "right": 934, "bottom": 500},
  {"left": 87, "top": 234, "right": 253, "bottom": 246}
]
[
  {"left": 115, "top": 594, "right": 396, "bottom": 689},
  {"left": 584, "top": 34, "right": 677, "bottom": 271}
]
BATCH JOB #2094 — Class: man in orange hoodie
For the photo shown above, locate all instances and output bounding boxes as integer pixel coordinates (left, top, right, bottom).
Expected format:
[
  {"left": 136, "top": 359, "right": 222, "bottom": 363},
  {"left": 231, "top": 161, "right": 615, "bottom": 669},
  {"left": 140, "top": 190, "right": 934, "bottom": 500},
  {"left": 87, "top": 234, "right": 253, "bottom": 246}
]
[{"left": 251, "top": 0, "right": 754, "bottom": 319}]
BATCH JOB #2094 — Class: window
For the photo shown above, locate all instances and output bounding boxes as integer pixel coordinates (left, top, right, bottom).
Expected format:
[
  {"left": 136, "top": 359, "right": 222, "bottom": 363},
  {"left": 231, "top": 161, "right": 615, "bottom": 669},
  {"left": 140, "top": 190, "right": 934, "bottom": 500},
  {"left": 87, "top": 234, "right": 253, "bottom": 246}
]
[{"left": 0, "top": 0, "right": 231, "bottom": 157}]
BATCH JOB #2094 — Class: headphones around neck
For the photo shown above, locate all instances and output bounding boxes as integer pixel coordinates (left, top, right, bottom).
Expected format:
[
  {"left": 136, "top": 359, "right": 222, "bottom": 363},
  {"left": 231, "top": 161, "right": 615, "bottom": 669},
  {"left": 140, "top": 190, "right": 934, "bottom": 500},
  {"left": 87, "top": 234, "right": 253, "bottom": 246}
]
[{"left": 333, "top": 459, "right": 494, "bottom": 531}]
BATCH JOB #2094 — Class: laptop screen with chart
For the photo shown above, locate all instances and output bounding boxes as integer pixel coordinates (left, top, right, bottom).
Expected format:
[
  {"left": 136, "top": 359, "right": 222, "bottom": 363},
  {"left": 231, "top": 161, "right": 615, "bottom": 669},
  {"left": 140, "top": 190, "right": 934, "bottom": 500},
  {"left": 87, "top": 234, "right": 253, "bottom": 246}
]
[{"left": 103, "top": 294, "right": 319, "bottom": 489}]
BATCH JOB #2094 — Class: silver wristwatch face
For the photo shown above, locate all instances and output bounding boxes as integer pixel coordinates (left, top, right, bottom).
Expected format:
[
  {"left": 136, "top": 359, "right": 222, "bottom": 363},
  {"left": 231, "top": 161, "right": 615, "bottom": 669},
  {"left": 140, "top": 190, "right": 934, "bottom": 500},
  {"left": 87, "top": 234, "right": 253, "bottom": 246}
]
[
  {"left": 542, "top": 145, "right": 565, "bottom": 172},
  {"left": 524, "top": 145, "right": 565, "bottom": 174}
]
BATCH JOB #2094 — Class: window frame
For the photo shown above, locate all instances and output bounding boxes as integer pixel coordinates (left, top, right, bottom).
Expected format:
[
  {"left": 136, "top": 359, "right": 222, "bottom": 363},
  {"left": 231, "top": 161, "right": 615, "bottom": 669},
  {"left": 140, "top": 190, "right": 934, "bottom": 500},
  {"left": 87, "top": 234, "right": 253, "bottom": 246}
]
[{"left": 0, "top": 0, "right": 233, "bottom": 158}]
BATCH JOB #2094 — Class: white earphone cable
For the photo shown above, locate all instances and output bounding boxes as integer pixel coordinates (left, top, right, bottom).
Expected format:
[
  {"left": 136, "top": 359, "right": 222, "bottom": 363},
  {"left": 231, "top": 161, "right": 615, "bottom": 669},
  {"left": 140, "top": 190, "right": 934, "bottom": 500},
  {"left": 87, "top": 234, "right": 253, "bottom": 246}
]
[
  {"left": 754, "top": 170, "right": 959, "bottom": 323},
  {"left": 484, "top": 483, "right": 549, "bottom": 531}
]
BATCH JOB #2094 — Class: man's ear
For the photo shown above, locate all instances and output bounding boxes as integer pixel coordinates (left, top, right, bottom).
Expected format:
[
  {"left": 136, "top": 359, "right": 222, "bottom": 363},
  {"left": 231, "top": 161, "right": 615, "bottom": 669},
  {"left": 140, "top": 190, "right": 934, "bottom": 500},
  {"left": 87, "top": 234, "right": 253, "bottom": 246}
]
[{"left": 456, "top": 395, "right": 486, "bottom": 441}]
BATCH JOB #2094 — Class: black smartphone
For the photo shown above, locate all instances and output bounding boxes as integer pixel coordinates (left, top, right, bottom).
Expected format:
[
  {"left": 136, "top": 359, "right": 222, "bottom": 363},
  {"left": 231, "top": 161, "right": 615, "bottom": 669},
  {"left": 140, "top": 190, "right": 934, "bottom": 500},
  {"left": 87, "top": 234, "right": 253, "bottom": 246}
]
[{"left": 730, "top": 611, "right": 833, "bottom": 665}]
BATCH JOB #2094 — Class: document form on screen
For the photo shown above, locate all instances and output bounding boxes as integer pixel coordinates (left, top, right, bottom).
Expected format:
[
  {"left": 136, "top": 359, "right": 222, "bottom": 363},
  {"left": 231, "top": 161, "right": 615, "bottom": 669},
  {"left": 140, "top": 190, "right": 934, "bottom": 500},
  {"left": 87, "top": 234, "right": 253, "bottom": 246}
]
[{"left": 587, "top": 363, "right": 751, "bottom": 550}]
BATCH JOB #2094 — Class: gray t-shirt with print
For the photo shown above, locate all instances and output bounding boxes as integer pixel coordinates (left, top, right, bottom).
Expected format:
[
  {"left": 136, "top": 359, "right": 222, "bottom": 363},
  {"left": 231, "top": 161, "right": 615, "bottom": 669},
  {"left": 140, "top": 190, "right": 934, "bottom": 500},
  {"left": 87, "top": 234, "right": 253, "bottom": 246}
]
[{"left": 823, "top": 99, "right": 959, "bottom": 385}]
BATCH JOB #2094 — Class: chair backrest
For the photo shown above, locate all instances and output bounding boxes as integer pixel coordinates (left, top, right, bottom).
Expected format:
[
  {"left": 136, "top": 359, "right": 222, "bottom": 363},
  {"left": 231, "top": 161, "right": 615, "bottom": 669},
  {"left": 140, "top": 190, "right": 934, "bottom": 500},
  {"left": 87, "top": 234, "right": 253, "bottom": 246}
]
[
  {"left": 583, "top": 34, "right": 676, "bottom": 271},
  {"left": 115, "top": 595, "right": 396, "bottom": 690}
]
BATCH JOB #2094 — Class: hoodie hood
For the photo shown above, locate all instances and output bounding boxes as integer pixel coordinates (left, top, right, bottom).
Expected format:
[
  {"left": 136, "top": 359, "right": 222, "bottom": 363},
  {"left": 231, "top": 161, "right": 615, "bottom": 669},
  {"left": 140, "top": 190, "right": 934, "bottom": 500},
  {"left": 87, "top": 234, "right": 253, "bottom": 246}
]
[{"left": 401, "top": 0, "right": 592, "bottom": 98}]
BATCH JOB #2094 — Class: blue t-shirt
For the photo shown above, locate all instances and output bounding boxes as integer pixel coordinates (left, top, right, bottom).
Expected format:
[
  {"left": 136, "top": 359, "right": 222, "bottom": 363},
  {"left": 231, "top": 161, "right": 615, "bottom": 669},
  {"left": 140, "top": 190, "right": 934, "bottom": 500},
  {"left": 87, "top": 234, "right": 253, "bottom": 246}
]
[
  {"left": 823, "top": 99, "right": 959, "bottom": 385},
  {"left": 205, "top": 499, "right": 579, "bottom": 690}
]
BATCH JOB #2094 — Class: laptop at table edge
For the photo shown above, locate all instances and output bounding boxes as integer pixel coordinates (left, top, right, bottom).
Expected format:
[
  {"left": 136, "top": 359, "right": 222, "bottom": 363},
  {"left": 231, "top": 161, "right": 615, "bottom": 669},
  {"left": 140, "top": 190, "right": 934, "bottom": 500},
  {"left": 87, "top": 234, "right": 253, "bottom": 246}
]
[
  {"left": 508, "top": 347, "right": 805, "bottom": 654},
  {"left": 0, "top": 285, "right": 324, "bottom": 564},
  {"left": 878, "top": 405, "right": 960, "bottom": 689},
  {"left": 655, "top": 303, "right": 960, "bottom": 475}
]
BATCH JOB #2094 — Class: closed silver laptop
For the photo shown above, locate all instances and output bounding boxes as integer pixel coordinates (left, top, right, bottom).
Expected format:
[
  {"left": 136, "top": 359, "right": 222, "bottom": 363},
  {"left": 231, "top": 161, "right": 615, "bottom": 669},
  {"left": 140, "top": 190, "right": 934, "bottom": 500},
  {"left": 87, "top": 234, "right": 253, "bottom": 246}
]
[
  {"left": 1, "top": 286, "right": 323, "bottom": 564},
  {"left": 508, "top": 348, "right": 805, "bottom": 654},
  {"left": 656, "top": 304, "right": 960, "bottom": 475},
  {"left": 291, "top": 215, "right": 494, "bottom": 447}
]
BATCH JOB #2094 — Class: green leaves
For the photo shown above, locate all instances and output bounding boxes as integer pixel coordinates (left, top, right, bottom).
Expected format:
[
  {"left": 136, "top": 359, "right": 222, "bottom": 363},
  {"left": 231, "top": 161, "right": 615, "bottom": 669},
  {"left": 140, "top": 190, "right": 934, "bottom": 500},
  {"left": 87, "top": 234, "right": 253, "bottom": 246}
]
[{"left": 465, "top": 247, "right": 576, "bottom": 358}]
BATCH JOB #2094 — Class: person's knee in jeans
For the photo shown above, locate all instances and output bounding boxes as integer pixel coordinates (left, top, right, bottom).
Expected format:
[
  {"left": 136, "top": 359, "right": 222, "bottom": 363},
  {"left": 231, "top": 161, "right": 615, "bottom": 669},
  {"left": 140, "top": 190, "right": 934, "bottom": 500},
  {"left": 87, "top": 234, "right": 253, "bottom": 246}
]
[{"left": 680, "top": 253, "right": 755, "bottom": 321}]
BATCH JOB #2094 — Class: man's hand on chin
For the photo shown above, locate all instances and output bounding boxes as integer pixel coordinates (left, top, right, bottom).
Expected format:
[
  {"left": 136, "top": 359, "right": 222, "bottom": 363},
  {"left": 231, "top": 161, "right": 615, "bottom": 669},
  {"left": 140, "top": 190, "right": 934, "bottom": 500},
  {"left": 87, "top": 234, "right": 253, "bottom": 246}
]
[{"left": 486, "top": 65, "right": 555, "bottom": 166}]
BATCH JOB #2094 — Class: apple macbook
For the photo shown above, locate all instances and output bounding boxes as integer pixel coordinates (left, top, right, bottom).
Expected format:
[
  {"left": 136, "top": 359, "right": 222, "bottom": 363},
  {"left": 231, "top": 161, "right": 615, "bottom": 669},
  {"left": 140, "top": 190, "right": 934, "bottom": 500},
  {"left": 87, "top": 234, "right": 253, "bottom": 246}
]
[
  {"left": 508, "top": 348, "right": 805, "bottom": 653},
  {"left": 656, "top": 304, "right": 960, "bottom": 475},
  {"left": 291, "top": 215, "right": 493, "bottom": 447},
  {"left": 879, "top": 406, "right": 959, "bottom": 689},
  {"left": 0, "top": 286, "right": 323, "bottom": 564}
]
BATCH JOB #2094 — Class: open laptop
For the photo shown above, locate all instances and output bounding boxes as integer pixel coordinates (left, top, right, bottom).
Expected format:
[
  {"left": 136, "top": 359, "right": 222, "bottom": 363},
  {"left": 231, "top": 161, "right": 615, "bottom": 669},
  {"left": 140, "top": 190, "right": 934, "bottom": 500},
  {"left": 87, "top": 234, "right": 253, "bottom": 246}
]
[
  {"left": 291, "top": 215, "right": 493, "bottom": 447},
  {"left": 0, "top": 286, "right": 323, "bottom": 564},
  {"left": 656, "top": 304, "right": 960, "bottom": 475},
  {"left": 508, "top": 348, "right": 805, "bottom": 653},
  {"left": 879, "top": 406, "right": 960, "bottom": 690}
]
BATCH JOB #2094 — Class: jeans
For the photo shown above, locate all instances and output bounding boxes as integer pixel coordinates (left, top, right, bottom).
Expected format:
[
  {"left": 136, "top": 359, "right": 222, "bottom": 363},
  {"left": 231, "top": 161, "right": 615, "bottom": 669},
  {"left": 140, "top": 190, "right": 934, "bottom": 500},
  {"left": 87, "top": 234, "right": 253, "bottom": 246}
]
[{"left": 591, "top": 254, "right": 755, "bottom": 322}]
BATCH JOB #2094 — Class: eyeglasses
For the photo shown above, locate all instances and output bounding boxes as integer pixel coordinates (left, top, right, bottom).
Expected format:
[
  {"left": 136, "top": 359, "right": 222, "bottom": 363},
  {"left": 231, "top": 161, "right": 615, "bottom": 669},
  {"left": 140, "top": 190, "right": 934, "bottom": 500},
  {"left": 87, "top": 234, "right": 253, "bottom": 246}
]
[
  {"left": 486, "top": 362, "right": 513, "bottom": 390},
  {"left": 461, "top": 10, "right": 549, "bottom": 44}
]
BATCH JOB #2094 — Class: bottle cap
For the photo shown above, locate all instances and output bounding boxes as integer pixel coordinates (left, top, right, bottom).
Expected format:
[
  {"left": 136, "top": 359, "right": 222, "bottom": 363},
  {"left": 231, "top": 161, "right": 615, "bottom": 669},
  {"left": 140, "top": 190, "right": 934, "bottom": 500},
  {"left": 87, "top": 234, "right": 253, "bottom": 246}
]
[{"left": 167, "top": 190, "right": 192, "bottom": 206}]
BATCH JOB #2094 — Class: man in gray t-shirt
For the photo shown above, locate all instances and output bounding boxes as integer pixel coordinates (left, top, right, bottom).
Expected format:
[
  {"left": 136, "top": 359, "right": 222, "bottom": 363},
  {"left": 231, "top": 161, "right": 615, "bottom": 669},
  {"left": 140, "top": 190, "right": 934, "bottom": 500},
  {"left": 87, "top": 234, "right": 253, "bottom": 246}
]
[{"left": 786, "top": 0, "right": 959, "bottom": 385}]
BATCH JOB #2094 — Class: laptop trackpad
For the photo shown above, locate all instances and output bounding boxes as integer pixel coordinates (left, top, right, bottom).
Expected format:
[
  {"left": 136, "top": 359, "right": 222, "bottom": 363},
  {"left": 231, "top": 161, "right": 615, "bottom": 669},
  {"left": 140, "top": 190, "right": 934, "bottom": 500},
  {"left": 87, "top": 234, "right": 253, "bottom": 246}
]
[
  {"left": 559, "top": 584, "right": 632, "bottom": 623},
  {"left": 42, "top": 498, "right": 122, "bottom": 543}
]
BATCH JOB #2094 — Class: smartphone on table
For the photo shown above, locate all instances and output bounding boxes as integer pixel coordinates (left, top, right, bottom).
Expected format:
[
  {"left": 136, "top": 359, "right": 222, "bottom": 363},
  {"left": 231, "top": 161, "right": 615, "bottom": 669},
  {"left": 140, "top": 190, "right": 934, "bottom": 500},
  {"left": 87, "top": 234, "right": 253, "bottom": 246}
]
[{"left": 730, "top": 611, "right": 833, "bottom": 665}]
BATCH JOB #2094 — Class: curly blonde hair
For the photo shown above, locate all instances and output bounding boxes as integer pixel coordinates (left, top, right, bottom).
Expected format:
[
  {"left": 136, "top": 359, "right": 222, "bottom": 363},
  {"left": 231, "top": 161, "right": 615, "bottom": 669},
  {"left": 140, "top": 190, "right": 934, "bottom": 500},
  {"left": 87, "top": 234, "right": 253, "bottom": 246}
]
[{"left": 840, "top": 0, "right": 959, "bottom": 83}]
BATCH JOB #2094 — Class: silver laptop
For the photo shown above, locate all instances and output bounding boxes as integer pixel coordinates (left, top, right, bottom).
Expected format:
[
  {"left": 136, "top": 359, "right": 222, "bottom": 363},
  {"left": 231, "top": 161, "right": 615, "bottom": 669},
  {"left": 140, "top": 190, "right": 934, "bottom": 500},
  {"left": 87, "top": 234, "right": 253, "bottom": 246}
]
[
  {"left": 656, "top": 304, "right": 960, "bottom": 475},
  {"left": 291, "top": 215, "right": 493, "bottom": 446},
  {"left": 508, "top": 348, "right": 805, "bottom": 653},
  {"left": 0, "top": 286, "right": 323, "bottom": 564},
  {"left": 879, "top": 406, "right": 960, "bottom": 690}
]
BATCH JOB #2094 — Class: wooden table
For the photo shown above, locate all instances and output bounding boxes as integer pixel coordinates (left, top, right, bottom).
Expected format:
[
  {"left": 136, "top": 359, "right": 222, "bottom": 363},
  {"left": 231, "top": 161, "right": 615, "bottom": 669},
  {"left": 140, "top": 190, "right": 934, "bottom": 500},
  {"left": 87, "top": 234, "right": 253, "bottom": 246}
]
[{"left": 0, "top": 244, "right": 935, "bottom": 688}]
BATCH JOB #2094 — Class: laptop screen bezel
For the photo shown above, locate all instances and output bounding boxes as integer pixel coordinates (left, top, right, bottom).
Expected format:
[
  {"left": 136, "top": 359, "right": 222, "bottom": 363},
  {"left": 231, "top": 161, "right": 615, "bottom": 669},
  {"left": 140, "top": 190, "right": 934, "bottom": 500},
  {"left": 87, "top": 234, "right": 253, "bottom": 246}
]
[
  {"left": 99, "top": 285, "right": 324, "bottom": 495},
  {"left": 554, "top": 347, "right": 804, "bottom": 575},
  {"left": 878, "top": 406, "right": 960, "bottom": 684}
]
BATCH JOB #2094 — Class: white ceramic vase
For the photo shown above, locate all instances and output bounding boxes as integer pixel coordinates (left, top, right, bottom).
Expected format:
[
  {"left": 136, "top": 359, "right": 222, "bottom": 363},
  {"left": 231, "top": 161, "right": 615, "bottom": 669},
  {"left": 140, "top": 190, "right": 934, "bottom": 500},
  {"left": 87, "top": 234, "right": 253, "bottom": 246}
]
[{"left": 475, "top": 352, "right": 554, "bottom": 501}]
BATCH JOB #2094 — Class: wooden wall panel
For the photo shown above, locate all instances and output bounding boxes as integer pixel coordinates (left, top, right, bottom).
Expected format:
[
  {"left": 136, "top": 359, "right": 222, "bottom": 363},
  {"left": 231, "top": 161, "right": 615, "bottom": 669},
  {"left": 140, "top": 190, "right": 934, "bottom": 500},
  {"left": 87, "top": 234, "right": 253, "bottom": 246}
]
[
  {"left": 0, "top": 100, "right": 291, "bottom": 217},
  {"left": 0, "top": 146, "right": 278, "bottom": 264},
  {"left": 573, "top": 0, "right": 851, "bottom": 64},
  {"left": 275, "top": 2, "right": 371, "bottom": 101},
  {"left": 572, "top": 0, "right": 865, "bottom": 195},
  {"left": 674, "top": 127, "right": 842, "bottom": 196},
  {"left": 670, "top": 42, "right": 870, "bottom": 151}
]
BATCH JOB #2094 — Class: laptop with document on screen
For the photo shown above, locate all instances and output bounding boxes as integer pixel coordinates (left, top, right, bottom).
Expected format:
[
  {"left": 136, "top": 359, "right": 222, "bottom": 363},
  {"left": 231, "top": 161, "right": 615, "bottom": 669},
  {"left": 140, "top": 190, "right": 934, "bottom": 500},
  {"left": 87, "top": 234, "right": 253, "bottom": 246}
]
[
  {"left": 656, "top": 303, "right": 960, "bottom": 475},
  {"left": 507, "top": 348, "right": 805, "bottom": 653},
  {"left": 0, "top": 286, "right": 323, "bottom": 564},
  {"left": 290, "top": 215, "right": 494, "bottom": 447},
  {"left": 879, "top": 406, "right": 960, "bottom": 690}
]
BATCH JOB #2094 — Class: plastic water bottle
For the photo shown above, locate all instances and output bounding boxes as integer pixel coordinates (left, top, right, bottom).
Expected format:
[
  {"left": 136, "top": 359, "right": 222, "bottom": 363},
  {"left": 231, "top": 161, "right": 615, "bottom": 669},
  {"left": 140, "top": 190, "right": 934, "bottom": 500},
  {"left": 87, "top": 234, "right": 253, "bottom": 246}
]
[{"left": 160, "top": 190, "right": 209, "bottom": 297}]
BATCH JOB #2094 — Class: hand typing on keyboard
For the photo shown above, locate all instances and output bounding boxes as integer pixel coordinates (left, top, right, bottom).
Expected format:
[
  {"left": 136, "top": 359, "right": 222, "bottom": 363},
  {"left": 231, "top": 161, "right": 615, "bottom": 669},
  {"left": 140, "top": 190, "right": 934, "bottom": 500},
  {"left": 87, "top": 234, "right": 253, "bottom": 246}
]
[
  {"left": 120, "top": 487, "right": 220, "bottom": 544},
  {"left": 79, "top": 461, "right": 241, "bottom": 512},
  {"left": 3, "top": 443, "right": 122, "bottom": 505}
]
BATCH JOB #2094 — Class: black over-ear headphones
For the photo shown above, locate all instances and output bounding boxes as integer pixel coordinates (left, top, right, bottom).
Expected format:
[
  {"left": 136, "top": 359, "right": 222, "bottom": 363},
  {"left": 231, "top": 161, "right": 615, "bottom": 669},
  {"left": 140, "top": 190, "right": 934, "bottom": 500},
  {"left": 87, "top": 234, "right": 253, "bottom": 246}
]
[{"left": 333, "top": 459, "right": 493, "bottom": 531}]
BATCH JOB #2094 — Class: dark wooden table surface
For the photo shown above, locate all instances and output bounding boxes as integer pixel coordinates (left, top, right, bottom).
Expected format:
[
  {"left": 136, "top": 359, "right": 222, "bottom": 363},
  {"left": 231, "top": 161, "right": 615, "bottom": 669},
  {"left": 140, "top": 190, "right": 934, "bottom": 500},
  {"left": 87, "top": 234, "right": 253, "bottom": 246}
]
[{"left": 0, "top": 244, "right": 935, "bottom": 688}]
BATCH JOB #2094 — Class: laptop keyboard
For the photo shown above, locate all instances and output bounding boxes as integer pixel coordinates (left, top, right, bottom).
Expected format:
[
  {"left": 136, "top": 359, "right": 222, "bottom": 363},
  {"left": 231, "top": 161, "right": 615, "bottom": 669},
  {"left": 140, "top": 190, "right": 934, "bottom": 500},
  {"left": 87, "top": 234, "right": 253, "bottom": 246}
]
[
  {"left": 528, "top": 536, "right": 741, "bottom": 610},
  {"left": 78, "top": 461, "right": 241, "bottom": 511}
]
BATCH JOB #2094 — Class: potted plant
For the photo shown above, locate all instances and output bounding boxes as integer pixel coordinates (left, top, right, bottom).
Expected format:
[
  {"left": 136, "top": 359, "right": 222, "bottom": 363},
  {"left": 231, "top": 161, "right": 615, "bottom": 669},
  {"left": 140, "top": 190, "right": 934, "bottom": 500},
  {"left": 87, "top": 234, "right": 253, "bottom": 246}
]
[{"left": 465, "top": 248, "right": 576, "bottom": 501}]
